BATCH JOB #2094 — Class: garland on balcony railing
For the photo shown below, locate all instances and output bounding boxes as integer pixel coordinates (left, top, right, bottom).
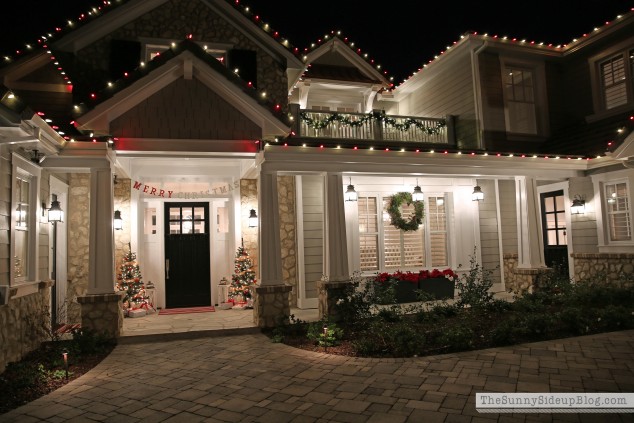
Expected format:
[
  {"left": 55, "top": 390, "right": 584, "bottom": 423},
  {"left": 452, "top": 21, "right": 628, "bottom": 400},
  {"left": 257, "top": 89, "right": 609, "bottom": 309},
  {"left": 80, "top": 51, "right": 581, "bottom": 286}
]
[{"left": 299, "top": 111, "right": 446, "bottom": 134}]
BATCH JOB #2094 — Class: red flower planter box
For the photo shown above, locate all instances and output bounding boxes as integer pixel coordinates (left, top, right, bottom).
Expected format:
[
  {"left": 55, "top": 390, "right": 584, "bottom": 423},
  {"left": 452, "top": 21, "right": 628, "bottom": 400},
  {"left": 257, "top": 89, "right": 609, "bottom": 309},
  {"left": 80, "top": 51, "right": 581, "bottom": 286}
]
[{"left": 418, "top": 277, "right": 455, "bottom": 300}]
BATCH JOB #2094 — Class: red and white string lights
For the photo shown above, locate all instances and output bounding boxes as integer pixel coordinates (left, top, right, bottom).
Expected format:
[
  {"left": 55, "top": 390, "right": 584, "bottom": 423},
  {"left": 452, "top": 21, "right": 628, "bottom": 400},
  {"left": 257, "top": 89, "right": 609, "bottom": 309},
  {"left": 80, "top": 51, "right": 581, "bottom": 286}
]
[{"left": 0, "top": 1, "right": 632, "bottom": 151}]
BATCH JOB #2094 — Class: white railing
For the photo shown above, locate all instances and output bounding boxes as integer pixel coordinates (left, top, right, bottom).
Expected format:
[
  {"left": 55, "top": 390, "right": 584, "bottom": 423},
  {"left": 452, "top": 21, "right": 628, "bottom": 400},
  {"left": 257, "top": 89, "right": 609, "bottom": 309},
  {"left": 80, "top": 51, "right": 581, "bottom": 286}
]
[{"left": 298, "top": 110, "right": 449, "bottom": 144}]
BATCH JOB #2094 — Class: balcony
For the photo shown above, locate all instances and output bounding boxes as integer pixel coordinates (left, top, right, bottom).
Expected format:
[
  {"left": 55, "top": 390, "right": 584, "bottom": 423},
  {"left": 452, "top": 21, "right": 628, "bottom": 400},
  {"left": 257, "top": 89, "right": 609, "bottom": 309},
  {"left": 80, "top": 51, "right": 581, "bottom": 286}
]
[{"left": 291, "top": 108, "right": 455, "bottom": 147}]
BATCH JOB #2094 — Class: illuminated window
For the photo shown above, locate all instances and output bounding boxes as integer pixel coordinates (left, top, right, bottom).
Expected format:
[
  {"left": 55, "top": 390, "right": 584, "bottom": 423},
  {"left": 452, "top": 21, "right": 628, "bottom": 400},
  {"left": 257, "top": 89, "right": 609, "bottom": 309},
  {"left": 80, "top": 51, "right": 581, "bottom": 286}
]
[
  {"left": 357, "top": 194, "right": 448, "bottom": 272},
  {"left": 605, "top": 182, "right": 631, "bottom": 241},
  {"left": 11, "top": 153, "right": 41, "bottom": 283}
]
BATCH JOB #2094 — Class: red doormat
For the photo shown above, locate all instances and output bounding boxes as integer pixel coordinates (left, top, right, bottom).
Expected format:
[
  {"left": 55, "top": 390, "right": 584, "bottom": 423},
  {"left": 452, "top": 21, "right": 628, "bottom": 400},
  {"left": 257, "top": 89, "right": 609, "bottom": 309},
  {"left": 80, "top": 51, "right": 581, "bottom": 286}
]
[{"left": 158, "top": 306, "right": 215, "bottom": 315}]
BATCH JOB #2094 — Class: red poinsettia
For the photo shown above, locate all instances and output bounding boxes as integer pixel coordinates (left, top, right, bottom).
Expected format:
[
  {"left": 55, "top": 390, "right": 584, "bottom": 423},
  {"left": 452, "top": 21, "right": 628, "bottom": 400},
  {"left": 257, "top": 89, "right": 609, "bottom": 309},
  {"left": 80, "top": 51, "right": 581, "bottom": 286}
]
[
  {"left": 419, "top": 268, "right": 458, "bottom": 280},
  {"left": 375, "top": 268, "right": 457, "bottom": 285}
]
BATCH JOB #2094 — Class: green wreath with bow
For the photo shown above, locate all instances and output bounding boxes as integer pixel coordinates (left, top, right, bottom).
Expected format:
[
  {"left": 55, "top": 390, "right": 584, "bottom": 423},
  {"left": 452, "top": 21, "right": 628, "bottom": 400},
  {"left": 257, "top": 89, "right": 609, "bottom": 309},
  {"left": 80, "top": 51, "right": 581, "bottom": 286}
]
[{"left": 387, "top": 192, "right": 425, "bottom": 232}]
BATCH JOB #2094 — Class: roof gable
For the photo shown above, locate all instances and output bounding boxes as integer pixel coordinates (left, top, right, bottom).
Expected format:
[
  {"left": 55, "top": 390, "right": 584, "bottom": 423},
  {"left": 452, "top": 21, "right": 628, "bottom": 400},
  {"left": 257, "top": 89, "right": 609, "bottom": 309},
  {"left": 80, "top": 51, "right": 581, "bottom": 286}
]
[
  {"left": 74, "top": 43, "right": 290, "bottom": 141},
  {"left": 294, "top": 37, "right": 391, "bottom": 88}
]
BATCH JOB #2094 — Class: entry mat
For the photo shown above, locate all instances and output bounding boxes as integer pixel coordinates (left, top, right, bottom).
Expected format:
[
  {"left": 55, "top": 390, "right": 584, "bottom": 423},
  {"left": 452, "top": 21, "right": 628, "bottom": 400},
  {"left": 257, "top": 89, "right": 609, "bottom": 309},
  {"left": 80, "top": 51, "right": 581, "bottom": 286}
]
[{"left": 158, "top": 306, "right": 215, "bottom": 315}]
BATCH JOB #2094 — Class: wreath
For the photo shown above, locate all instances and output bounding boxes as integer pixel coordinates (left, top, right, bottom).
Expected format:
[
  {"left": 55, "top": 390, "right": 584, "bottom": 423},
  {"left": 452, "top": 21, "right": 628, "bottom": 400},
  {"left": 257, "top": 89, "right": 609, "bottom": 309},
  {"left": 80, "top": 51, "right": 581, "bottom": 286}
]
[{"left": 387, "top": 192, "right": 425, "bottom": 232}]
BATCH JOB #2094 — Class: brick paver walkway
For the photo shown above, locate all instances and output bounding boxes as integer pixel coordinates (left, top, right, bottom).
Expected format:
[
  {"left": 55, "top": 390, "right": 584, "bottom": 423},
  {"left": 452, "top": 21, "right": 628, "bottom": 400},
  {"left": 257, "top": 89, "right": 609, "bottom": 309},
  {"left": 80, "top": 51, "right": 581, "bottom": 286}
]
[{"left": 2, "top": 330, "right": 634, "bottom": 422}]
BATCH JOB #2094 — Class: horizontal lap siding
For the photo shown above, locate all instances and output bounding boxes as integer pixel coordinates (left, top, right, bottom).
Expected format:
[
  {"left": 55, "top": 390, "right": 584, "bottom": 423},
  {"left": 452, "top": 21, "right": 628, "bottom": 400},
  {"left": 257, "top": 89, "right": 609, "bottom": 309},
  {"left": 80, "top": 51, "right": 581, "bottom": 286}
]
[
  {"left": 499, "top": 180, "right": 518, "bottom": 255},
  {"left": 569, "top": 177, "right": 598, "bottom": 253},
  {"left": 477, "top": 179, "right": 501, "bottom": 282},
  {"left": 401, "top": 46, "right": 478, "bottom": 149},
  {"left": 301, "top": 176, "right": 324, "bottom": 299}
]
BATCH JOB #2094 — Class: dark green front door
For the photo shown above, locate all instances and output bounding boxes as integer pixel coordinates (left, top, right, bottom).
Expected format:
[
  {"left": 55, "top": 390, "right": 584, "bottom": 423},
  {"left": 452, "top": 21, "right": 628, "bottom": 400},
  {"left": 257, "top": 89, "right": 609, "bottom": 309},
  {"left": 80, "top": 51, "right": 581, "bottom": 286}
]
[{"left": 164, "top": 203, "right": 211, "bottom": 308}]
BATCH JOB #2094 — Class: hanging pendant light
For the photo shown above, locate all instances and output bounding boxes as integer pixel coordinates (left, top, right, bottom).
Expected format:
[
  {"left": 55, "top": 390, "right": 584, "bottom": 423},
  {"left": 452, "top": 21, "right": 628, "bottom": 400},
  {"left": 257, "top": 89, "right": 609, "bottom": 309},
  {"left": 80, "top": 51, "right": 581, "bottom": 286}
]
[
  {"left": 344, "top": 178, "right": 358, "bottom": 202},
  {"left": 472, "top": 185, "right": 484, "bottom": 202},
  {"left": 412, "top": 179, "right": 424, "bottom": 202}
]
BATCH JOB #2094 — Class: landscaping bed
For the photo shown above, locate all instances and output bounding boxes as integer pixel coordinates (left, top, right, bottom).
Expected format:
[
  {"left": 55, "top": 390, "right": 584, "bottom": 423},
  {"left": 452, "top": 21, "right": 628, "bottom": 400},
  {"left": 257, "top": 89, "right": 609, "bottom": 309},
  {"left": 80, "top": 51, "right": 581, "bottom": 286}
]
[{"left": 267, "top": 261, "right": 634, "bottom": 358}]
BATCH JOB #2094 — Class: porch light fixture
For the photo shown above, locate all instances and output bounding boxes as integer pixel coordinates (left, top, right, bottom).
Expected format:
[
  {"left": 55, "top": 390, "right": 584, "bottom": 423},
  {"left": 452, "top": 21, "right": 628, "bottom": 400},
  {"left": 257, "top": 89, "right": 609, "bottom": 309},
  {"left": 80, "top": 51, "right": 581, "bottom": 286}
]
[
  {"left": 412, "top": 179, "right": 424, "bottom": 202},
  {"left": 471, "top": 185, "right": 484, "bottom": 202},
  {"left": 248, "top": 209, "right": 258, "bottom": 227},
  {"left": 114, "top": 210, "right": 123, "bottom": 230},
  {"left": 344, "top": 178, "right": 358, "bottom": 202},
  {"left": 47, "top": 200, "right": 64, "bottom": 223},
  {"left": 571, "top": 196, "right": 585, "bottom": 215}
]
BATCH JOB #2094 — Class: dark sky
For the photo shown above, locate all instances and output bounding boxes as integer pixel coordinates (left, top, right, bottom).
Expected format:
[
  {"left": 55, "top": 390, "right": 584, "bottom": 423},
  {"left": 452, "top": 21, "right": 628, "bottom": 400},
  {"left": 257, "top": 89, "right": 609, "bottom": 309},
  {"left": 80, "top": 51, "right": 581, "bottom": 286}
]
[{"left": 2, "top": 1, "right": 632, "bottom": 83}]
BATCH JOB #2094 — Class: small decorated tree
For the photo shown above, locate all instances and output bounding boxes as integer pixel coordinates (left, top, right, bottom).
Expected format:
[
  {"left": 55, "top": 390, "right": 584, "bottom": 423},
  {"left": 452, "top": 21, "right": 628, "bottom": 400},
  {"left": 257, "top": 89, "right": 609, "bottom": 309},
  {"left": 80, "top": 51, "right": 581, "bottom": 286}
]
[
  {"left": 115, "top": 250, "right": 149, "bottom": 314},
  {"left": 229, "top": 244, "right": 257, "bottom": 307}
]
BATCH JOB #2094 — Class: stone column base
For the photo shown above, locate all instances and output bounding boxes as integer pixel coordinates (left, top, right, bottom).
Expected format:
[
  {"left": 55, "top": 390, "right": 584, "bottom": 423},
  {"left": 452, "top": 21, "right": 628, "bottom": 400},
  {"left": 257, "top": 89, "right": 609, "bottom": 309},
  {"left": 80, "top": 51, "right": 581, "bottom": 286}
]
[
  {"left": 317, "top": 280, "right": 351, "bottom": 322},
  {"left": 253, "top": 285, "right": 292, "bottom": 328},
  {"left": 77, "top": 292, "right": 124, "bottom": 338},
  {"left": 511, "top": 268, "right": 552, "bottom": 295}
]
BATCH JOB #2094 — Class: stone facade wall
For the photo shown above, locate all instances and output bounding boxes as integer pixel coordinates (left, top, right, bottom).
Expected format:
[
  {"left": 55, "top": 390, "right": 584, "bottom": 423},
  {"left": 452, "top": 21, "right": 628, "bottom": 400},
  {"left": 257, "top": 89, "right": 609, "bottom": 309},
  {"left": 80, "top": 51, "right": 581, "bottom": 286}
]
[
  {"left": 114, "top": 178, "right": 132, "bottom": 270},
  {"left": 278, "top": 176, "right": 297, "bottom": 306},
  {"left": 572, "top": 253, "right": 634, "bottom": 286},
  {"left": 67, "top": 174, "right": 91, "bottom": 323},
  {"left": 72, "top": 0, "right": 288, "bottom": 110},
  {"left": 0, "top": 286, "right": 50, "bottom": 373},
  {"left": 78, "top": 293, "right": 123, "bottom": 337},
  {"left": 503, "top": 253, "right": 548, "bottom": 294}
]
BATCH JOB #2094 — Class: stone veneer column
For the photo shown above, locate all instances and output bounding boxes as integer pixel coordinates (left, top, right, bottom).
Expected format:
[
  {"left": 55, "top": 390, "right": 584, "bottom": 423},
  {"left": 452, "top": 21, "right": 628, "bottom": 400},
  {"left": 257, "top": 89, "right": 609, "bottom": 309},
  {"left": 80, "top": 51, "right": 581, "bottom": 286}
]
[
  {"left": 278, "top": 176, "right": 297, "bottom": 306},
  {"left": 253, "top": 171, "right": 291, "bottom": 328},
  {"left": 318, "top": 173, "right": 351, "bottom": 320},
  {"left": 113, "top": 178, "right": 131, "bottom": 269}
]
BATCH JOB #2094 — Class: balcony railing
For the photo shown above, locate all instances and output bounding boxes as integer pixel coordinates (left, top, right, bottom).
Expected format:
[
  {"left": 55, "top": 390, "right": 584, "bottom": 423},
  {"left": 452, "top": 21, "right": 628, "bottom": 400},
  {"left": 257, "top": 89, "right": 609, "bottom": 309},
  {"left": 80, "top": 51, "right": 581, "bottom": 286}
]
[{"left": 295, "top": 109, "right": 453, "bottom": 145}]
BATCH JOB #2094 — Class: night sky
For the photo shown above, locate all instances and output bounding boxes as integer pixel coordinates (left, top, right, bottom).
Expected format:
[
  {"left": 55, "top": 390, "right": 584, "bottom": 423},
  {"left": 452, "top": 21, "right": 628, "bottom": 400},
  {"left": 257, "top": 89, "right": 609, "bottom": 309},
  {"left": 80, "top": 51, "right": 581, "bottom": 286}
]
[{"left": 1, "top": 1, "right": 632, "bottom": 83}]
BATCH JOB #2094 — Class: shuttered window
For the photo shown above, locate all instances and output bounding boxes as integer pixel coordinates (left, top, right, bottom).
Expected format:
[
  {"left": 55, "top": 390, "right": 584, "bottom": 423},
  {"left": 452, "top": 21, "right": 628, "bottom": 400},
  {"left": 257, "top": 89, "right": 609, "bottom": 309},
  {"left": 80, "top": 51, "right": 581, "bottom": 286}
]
[
  {"left": 601, "top": 55, "right": 628, "bottom": 109},
  {"left": 358, "top": 194, "right": 448, "bottom": 272},
  {"left": 605, "top": 182, "right": 632, "bottom": 242},
  {"left": 358, "top": 197, "right": 379, "bottom": 271}
]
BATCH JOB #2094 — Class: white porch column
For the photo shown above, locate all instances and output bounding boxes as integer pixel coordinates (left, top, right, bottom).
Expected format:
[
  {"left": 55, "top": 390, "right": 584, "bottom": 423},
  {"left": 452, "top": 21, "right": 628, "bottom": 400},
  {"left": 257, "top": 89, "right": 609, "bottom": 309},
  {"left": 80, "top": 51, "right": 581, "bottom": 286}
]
[
  {"left": 88, "top": 166, "right": 115, "bottom": 294},
  {"left": 258, "top": 171, "right": 283, "bottom": 286},
  {"left": 325, "top": 173, "right": 349, "bottom": 282},
  {"left": 515, "top": 176, "right": 546, "bottom": 269},
  {"left": 254, "top": 170, "right": 291, "bottom": 328},
  {"left": 317, "top": 173, "right": 351, "bottom": 321}
]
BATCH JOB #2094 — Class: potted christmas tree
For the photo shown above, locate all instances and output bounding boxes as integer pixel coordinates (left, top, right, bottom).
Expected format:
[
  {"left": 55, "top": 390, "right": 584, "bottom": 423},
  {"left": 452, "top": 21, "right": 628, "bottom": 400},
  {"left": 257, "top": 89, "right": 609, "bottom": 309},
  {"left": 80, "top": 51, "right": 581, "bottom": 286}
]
[
  {"left": 229, "top": 244, "right": 257, "bottom": 309},
  {"left": 115, "top": 250, "right": 151, "bottom": 317}
]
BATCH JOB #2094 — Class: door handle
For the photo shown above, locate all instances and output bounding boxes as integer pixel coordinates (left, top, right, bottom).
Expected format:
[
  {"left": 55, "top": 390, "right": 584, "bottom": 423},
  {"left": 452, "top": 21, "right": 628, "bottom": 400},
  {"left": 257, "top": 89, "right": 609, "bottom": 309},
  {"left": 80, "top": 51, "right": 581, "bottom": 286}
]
[{"left": 165, "top": 259, "right": 170, "bottom": 280}]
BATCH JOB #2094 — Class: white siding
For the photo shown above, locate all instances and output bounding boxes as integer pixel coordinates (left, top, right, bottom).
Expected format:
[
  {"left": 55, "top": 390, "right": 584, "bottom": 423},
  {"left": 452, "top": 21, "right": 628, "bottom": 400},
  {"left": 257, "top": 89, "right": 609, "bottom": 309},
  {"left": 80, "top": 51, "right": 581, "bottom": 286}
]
[{"left": 301, "top": 175, "right": 324, "bottom": 299}]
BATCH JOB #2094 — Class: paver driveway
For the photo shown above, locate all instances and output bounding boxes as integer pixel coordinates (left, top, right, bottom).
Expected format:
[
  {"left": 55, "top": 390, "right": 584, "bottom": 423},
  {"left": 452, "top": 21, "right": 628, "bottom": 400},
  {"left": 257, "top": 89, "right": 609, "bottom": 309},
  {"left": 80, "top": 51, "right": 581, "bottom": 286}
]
[{"left": 2, "top": 330, "right": 634, "bottom": 422}]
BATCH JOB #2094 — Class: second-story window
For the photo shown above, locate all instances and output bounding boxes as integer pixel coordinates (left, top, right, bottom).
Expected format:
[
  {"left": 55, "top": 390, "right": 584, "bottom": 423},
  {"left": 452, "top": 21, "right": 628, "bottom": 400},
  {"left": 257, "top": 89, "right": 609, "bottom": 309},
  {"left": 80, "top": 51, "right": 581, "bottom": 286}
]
[
  {"left": 600, "top": 54, "right": 628, "bottom": 109},
  {"left": 503, "top": 66, "right": 537, "bottom": 135}
]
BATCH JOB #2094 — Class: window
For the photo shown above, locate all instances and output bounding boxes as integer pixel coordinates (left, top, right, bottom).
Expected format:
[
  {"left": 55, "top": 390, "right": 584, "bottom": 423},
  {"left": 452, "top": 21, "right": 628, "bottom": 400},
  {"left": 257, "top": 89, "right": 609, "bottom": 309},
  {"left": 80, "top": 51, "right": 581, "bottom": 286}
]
[
  {"left": 605, "top": 182, "right": 631, "bottom": 241},
  {"left": 357, "top": 194, "right": 448, "bottom": 272},
  {"left": 503, "top": 66, "right": 537, "bottom": 134},
  {"left": 11, "top": 153, "right": 41, "bottom": 283},
  {"left": 593, "top": 46, "right": 634, "bottom": 112}
]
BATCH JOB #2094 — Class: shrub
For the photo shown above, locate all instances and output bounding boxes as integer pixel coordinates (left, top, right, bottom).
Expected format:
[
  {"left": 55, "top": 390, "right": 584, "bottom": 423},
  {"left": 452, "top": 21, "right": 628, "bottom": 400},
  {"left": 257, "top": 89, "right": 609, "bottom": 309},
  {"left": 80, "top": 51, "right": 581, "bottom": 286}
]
[
  {"left": 437, "top": 326, "right": 474, "bottom": 352},
  {"left": 454, "top": 248, "right": 495, "bottom": 309}
]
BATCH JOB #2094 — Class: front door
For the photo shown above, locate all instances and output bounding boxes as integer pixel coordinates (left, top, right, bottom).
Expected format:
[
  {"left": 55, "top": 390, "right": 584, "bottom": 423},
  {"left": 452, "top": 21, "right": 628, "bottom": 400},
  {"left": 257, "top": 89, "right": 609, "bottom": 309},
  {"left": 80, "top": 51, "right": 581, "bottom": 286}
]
[
  {"left": 540, "top": 190, "right": 569, "bottom": 277},
  {"left": 164, "top": 202, "right": 211, "bottom": 308}
]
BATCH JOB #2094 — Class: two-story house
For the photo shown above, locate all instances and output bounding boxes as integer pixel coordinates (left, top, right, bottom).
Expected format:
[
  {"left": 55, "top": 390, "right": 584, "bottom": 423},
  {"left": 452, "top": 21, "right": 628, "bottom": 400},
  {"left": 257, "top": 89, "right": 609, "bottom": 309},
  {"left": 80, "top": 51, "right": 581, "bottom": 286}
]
[{"left": 0, "top": 0, "right": 633, "bottom": 372}]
